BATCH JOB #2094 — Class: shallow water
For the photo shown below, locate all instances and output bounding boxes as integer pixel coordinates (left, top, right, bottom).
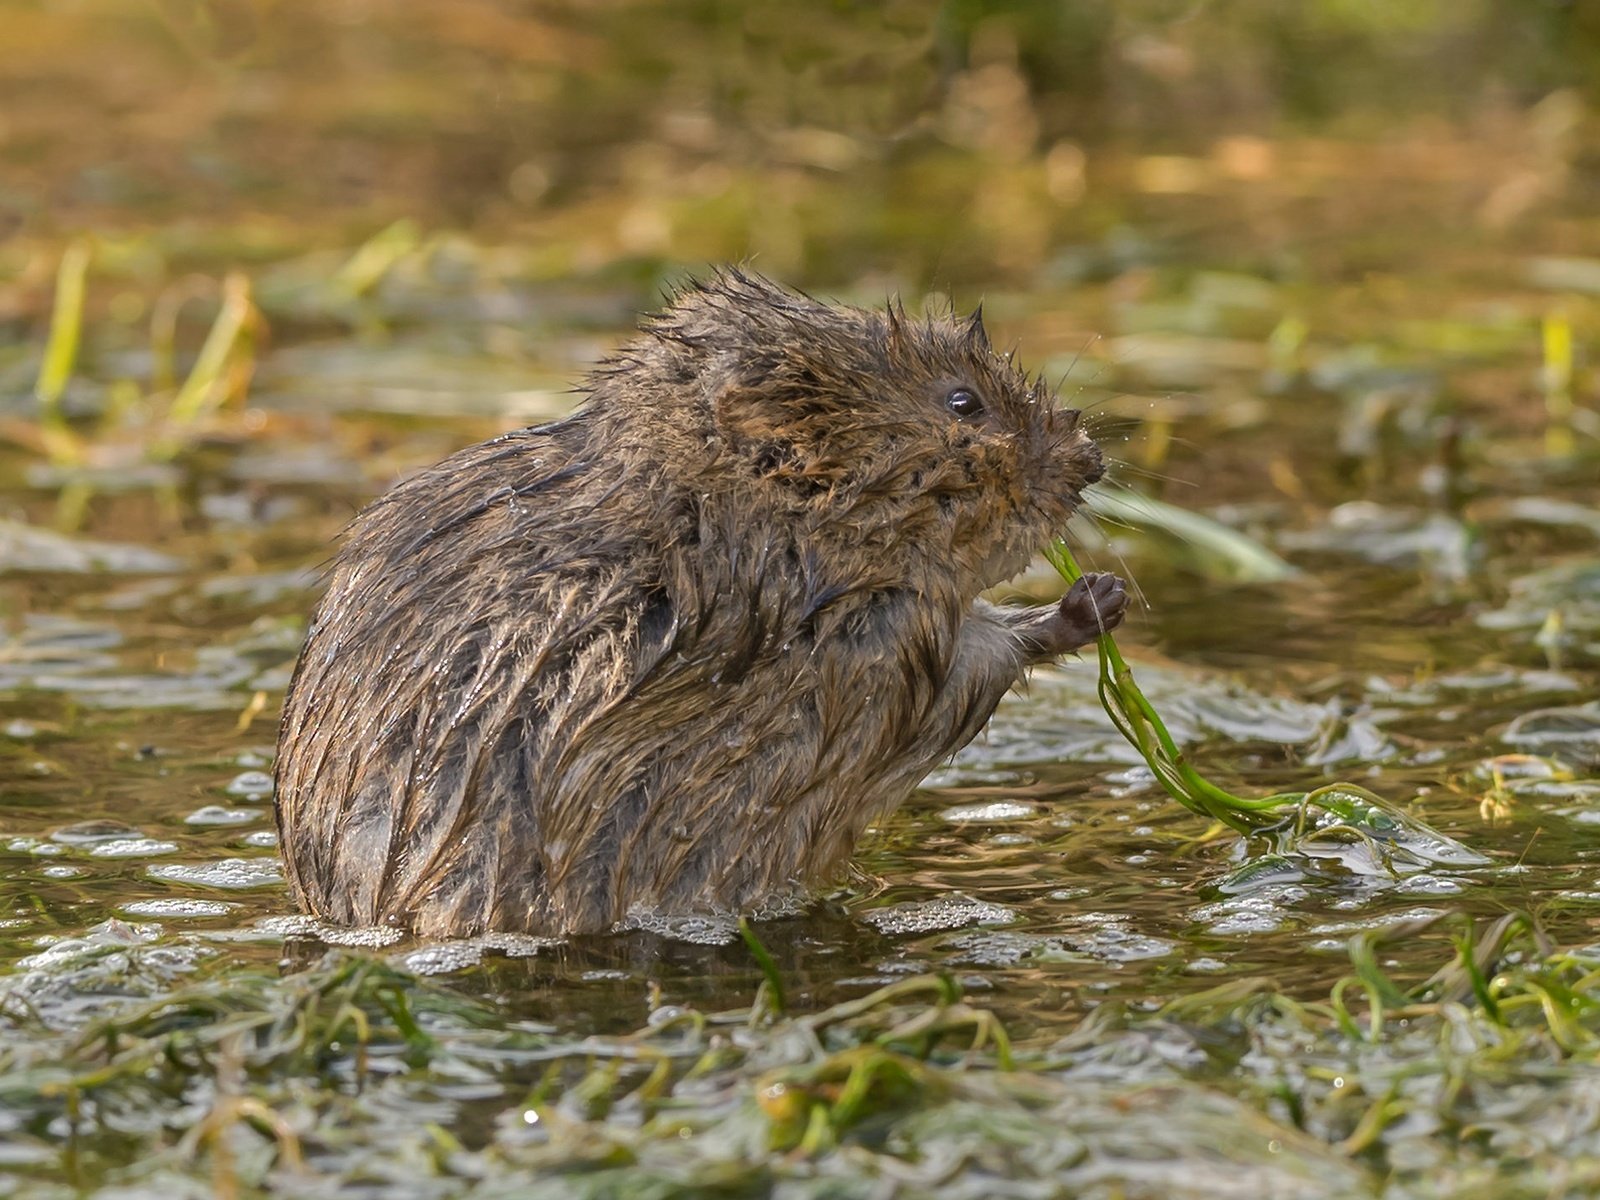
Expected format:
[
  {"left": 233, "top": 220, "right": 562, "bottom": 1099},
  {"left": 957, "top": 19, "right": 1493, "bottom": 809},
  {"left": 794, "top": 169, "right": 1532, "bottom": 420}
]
[{"left": 5, "top": 5, "right": 1600, "bottom": 1197}]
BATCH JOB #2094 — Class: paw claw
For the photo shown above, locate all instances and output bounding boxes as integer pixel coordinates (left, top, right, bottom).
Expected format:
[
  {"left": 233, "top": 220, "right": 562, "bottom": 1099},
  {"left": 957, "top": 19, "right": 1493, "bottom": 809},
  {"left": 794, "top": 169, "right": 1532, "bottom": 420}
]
[{"left": 1059, "top": 571, "right": 1129, "bottom": 636}]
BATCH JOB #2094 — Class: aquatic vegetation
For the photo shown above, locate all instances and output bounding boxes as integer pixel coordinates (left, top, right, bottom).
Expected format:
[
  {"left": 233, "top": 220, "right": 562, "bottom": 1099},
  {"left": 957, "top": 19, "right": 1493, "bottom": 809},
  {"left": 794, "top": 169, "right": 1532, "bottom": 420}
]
[
  {"left": 4, "top": 914, "right": 1600, "bottom": 1198},
  {"left": 25, "top": 245, "right": 260, "bottom": 469},
  {"left": 1047, "top": 540, "right": 1488, "bottom": 872},
  {"left": 6, "top": 242, "right": 262, "bottom": 528},
  {"left": 1081, "top": 483, "right": 1298, "bottom": 583}
]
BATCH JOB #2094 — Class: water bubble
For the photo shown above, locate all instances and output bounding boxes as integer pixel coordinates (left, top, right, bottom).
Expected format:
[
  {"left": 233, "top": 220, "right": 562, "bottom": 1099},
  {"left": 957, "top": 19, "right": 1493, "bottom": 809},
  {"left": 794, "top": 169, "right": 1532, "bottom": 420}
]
[
  {"left": 185, "top": 805, "right": 258, "bottom": 826},
  {"left": 617, "top": 908, "right": 742, "bottom": 944},
  {"left": 147, "top": 858, "right": 283, "bottom": 889},
  {"left": 938, "top": 801, "right": 1038, "bottom": 823},
  {"left": 51, "top": 819, "right": 142, "bottom": 845},
  {"left": 860, "top": 896, "right": 1016, "bottom": 935},
  {"left": 1398, "top": 873, "right": 1465, "bottom": 896},
  {"left": 90, "top": 838, "right": 181, "bottom": 858},
  {"left": 225, "top": 770, "right": 275, "bottom": 799},
  {"left": 120, "top": 898, "right": 237, "bottom": 918},
  {"left": 8, "top": 838, "right": 63, "bottom": 857}
]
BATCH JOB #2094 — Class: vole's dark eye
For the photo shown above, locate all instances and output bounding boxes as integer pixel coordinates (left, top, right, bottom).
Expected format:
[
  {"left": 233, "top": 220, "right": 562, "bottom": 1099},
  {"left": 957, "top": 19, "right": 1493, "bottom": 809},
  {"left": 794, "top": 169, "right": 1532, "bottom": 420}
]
[{"left": 946, "top": 388, "right": 985, "bottom": 419}]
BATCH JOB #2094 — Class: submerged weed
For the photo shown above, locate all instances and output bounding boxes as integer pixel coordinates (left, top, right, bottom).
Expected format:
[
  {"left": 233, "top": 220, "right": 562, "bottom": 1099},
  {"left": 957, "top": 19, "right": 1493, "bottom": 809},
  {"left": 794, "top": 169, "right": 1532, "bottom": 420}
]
[{"left": 3, "top": 916, "right": 1600, "bottom": 1198}]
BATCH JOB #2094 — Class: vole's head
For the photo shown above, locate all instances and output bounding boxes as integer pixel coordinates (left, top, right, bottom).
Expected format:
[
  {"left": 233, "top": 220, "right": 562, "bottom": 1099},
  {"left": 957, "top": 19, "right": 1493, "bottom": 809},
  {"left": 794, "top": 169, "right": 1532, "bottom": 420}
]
[{"left": 617, "top": 270, "right": 1103, "bottom": 594}]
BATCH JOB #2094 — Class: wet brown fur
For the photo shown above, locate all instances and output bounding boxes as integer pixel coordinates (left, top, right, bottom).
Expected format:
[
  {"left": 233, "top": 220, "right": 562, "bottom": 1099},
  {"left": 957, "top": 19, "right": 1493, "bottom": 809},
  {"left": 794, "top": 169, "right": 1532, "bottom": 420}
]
[{"left": 274, "top": 271, "right": 1118, "bottom": 937}]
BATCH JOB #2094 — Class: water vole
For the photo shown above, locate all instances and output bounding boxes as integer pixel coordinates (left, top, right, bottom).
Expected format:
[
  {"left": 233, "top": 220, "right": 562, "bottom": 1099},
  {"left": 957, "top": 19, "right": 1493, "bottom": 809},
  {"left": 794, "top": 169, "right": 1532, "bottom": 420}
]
[{"left": 274, "top": 271, "right": 1125, "bottom": 937}]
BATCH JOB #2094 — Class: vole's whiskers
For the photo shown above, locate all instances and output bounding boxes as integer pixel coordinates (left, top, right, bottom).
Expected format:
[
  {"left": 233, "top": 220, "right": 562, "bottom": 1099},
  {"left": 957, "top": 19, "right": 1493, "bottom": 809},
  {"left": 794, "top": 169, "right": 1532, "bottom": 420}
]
[
  {"left": 1052, "top": 332, "right": 1105, "bottom": 394},
  {"left": 1081, "top": 413, "right": 1141, "bottom": 446},
  {"left": 1102, "top": 455, "right": 1196, "bottom": 490}
]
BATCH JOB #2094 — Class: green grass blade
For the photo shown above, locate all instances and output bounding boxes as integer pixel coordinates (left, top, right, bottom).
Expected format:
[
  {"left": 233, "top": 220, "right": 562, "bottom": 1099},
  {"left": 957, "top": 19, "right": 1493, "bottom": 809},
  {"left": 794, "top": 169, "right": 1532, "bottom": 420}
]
[
  {"left": 159, "top": 271, "right": 256, "bottom": 451},
  {"left": 1082, "top": 484, "right": 1298, "bottom": 583},
  {"left": 35, "top": 239, "right": 91, "bottom": 414},
  {"left": 739, "top": 917, "right": 788, "bottom": 1017}
]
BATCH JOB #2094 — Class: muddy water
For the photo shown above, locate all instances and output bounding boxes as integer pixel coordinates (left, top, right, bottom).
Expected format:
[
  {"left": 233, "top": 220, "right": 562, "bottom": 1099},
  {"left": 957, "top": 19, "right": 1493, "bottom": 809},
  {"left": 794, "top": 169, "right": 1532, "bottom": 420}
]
[{"left": 2, "top": 251, "right": 1596, "bottom": 1041}]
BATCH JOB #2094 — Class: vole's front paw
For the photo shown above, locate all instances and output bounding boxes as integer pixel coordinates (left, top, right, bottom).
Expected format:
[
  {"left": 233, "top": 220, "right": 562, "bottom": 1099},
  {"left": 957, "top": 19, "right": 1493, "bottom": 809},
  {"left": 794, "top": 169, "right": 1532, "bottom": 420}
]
[{"left": 1057, "top": 571, "right": 1128, "bottom": 647}]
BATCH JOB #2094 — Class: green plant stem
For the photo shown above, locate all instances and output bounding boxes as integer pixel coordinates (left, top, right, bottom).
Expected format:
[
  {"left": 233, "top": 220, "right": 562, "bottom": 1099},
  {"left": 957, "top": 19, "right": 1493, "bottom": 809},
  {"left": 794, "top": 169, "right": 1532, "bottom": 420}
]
[
  {"left": 739, "top": 917, "right": 788, "bottom": 1017},
  {"left": 1046, "top": 539, "right": 1486, "bottom": 866},
  {"left": 34, "top": 240, "right": 91, "bottom": 466},
  {"left": 164, "top": 272, "right": 254, "bottom": 431},
  {"left": 35, "top": 240, "right": 90, "bottom": 413}
]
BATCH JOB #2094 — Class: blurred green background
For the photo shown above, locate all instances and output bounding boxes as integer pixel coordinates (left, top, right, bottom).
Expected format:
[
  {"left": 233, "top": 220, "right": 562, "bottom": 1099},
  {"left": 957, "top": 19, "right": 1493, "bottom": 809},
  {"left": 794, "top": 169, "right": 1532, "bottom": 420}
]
[
  {"left": 8, "top": 0, "right": 1600, "bottom": 529},
  {"left": 8, "top": 0, "right": 1600, "bottom": 281}
]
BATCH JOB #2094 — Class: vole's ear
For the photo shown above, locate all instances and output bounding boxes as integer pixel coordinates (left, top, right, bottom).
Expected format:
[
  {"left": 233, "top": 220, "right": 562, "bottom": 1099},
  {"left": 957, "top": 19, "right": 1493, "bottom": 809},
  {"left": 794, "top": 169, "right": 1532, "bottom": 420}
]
[
  {"left": 711, "top": 383, "right": 785, "bottom": 447},
  {"left": 711, "top": 383, "right": 845, "bottom": 489}
]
